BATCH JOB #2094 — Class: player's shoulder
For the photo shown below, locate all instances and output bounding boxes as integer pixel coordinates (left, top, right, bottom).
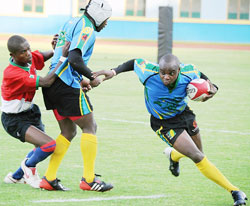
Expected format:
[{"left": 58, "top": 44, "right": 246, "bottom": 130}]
[
  {"left": 180, "top": 63, "right": 200, "bottom": 77},
  {"left": 31, "top": 50, "right": 44, "bottom": 62},
  {"left": 31, "top": 50, "right": 43, "bottom": 57},
  {"left": 3, "top": 64, "right": 24, "bottom": 78},
  {"left": 180, "top": 63, "right": 196, "bottom": 72},
  {"left": 135, "top": 58, "right": 159, "bottom": 73}
]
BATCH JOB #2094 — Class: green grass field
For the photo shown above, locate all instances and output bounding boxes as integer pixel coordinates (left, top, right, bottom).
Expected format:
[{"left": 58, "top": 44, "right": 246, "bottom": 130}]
[{"left": 0, "top": 35, "right": 249, "bottom": 206}]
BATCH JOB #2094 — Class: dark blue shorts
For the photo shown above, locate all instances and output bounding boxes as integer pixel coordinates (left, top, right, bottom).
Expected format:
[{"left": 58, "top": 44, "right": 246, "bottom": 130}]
[
  {"left": 150, "top": 106, "right": 199, "bottom": 147},
  {"left": 1, "top": 104, "right": 44, "bottom": 142}
]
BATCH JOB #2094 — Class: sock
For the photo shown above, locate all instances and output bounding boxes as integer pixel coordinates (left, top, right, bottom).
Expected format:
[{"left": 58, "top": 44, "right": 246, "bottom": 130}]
[
  {"left": 171, "top": 149, "right": 185, "bottom": 162},
  {"left": 25, "top": 140, "right": 56, "bottom": 167},
  {"left": 81, "top": 133, "right": 97, "bottom": 183},
  {"left": 12, "top": 149, "right": 35, "bottom": 180},
  {"left": 196, "top": 156, "right": 239, "bottom": 192},
  {"left": 45, "top": 134, "right": 70, "bottom": 181}
]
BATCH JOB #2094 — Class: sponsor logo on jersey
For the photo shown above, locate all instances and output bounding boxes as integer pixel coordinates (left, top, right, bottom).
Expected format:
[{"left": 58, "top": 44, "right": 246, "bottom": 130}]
[
  {"left": 82, "top": 27, "right": 91, "bottom": 34},
  {"left": 81, "top": 34, "right": 88, "bottom": 41}
]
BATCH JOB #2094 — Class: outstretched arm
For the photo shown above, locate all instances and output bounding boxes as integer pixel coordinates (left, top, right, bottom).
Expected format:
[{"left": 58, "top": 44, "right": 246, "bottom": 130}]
[
  {"left": 38, "top": 41, "right": 70, "bottom": 87},
  {"left": 92, "top": 59, "right": 135, "bottom": 81}
]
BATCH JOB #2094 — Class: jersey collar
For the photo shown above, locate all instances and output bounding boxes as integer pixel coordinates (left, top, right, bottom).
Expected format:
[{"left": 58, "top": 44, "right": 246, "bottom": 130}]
[
  {"left": 167, "top": 72, "right": 180, "bottom": 92},
  {"left": 9, "top": 58, "right": 30, "bottom": 71}
]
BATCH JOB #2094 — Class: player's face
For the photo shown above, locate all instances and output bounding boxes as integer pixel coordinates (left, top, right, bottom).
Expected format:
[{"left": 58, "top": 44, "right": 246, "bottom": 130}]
[
  {"left": 159, "top": 66, "right": 180, "bottom": 86},
  {"left": 11, "top": 41, "right": 32, "bottom": 66}
]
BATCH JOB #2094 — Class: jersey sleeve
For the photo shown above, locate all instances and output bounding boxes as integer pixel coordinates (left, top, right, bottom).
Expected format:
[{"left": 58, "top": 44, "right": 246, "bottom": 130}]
[
  {"left": 180, "top": 63, "right": 201, "bottom": 80},
  {"left": 68, "top": 20, "right": 95, "bottom": 60},
  {"left": 31, "top": 50, "right": 45, "bottom": 71},
  {"left": 134, "top": 59, "right": 159, "bottom": 84},
  {"left": 3, "top": 67, "right": 38, "bottom": 96}
]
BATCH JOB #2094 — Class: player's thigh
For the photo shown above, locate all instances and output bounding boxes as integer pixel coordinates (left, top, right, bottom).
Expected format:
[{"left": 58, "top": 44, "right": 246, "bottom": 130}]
[
  {"left": 190, "top": 132, "right": 203, "bottom": 152},
  {"left": 73, "top": 112, "right": 97, "bottom": 134},
  {"left": 25, "top": 125, "right": 53, "bottom": 147},
  {"left": 174, "top": 130, "right": 204, "bottom": 163}
]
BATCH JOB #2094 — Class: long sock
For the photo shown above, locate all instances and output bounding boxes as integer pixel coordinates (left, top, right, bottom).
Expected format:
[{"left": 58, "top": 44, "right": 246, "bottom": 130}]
[
  {"left": 12, "top": 149, "right": 35, "bottom": 180},
  {"left": 171, "top": 149, "right": 185, "bottom": 162},
  {"left": 25, "top": 140, "right": 56, "bottom": 167},
  {"left": 45, "top": 134, "right": 70, "bottom": 181},
  {"left": 196, "top": 156, "right": 239, "bottom": 192},
  {"left": 81, "top": 133, "right": 97, "bottom": 183}
]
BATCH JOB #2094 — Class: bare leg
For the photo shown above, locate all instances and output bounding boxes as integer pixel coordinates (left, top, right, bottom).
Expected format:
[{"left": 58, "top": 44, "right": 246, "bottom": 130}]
[
  {"left": 25, "top": 126, "right": 54, "bottom": 147},
  {"left": 173, "top": 130, "right": 204, "bottom": 163},
  {"left": 191, "top": 133, "right": 203, "bottom": 152},
  {"left": 173, "top": 130, "right": 239, "bottom": 193}
]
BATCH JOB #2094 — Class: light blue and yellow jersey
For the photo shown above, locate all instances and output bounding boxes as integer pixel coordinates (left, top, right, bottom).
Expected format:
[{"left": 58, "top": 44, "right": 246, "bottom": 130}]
[
  {"left": 51, "top": 15, "right": 95, "bottom": 88},
  {"left": 134, "top": 59, "right": 201, "bottom": 119}
]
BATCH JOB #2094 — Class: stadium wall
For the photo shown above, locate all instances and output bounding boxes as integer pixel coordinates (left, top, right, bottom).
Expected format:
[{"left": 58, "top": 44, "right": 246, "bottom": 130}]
[{"left": 0, "top": 15, "right": 250, "bottom": 44}]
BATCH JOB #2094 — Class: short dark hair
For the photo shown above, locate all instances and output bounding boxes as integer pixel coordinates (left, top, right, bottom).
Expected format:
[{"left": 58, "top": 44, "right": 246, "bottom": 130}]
[
  {"left": 7, "top": 35, "right": 27, "bottom": 54},
  {"left": 159, "top": 54, "right": 180, "bottom": 70}
]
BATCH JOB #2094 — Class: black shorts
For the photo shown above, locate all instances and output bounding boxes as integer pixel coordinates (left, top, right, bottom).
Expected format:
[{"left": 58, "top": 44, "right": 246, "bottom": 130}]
[
  {"left": 1, "top": 104, "right": 44, "bottom": 142},
  {"left": 42, "top": 78, "right": 93, "bottom": 117},
  {"left": 150, "top": 106, "right": 199, "bottom": 147}
]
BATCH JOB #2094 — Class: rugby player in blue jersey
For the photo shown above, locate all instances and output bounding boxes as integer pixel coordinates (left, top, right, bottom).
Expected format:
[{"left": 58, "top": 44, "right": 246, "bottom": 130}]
[
  {"left": 40, "top": 0, "right": 113, "bottom": 192},
  {"left": 93, "top": 54, "right": 247, "bottom": 206}
]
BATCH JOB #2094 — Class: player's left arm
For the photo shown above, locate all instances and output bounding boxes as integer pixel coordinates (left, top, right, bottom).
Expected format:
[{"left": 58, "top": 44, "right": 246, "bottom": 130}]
[
  {"left": 39, "top": 34, "right": 59, "bottom": 62},
  {"left": 200, "top": 72, "right": 218, "bottom": 102}
]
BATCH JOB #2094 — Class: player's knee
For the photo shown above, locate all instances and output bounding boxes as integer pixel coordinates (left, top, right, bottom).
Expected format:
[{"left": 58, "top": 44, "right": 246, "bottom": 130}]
[
  {"left": 190, "top": 151, "right": 204, "bottom": 163},
  {"left": 62, "top": 129, "right": 77, "bottom": 141}
]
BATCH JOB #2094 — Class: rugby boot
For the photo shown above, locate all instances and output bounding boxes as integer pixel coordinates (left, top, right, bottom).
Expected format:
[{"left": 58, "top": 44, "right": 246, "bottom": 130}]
[
  {"left": 231, "top": 190, "right": 247, "bottom": 206},
  {"left": 80, "top": 175, "right": 113, "bottom": 192},
  {"left": 40, "top": 176, "right": 70, "bottom": 191},
  {"left": 4, "top": 172, "right": 26, "bottom": 184},
  {"left": 164, "top": 147, "right": 180, "bottom": 177},
  {"left": 21, "top": 158, "right": 41, "bottom": 188}
]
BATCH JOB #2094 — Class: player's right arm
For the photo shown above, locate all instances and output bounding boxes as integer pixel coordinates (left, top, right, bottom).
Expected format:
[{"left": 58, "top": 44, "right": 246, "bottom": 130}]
[
  {"left": 92, "top": 58, "right": 159, "bottom": 85},
  {"left": 92, "top": 59, "right": 135, "bottom": 81},
  {"left": 39, "top": 41, "right": 70, "bottom": 87}
]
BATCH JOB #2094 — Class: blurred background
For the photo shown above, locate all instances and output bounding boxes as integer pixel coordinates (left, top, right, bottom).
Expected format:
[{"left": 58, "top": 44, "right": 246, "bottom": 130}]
[{"left": 0, "top": 0, "right": 250, "bottom": 43}]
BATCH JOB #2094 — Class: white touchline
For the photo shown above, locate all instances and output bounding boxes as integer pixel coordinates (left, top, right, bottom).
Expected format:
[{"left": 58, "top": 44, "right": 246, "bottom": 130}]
[
  {"left": 32, "top": 194, "right": 167, "bottom": 203},
  {"left": 96, "top": 117, "right": 250, "bottom": 136},
  {"left": 39, "top": 111, "right": 250, "bottom": 136}
]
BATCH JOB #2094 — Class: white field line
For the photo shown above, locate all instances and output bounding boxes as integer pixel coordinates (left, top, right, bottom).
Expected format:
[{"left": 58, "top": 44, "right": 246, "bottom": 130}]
[
  {"left": 96, "top": 117, "right": 250, "bottom": 136},
  {"left": 32, "top": 194, "right": 167, "bottom": 203},
  {"left": 13, "top": 109, "right": 249, "bottom": 136}
]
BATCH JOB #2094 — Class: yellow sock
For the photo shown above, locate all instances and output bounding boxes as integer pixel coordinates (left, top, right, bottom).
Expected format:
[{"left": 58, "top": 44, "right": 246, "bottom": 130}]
[
  {"left": 81, "top": 133, "right": 97, "bottom": 183},
  {"left": 171, "top": 149, "right": 185, "bottom": 162},
  {"left": 45, "top": 134, "right": 70, "bottom": 181},
  {"left": 196, "top": 156, "right": 239, "bottom": 192}
]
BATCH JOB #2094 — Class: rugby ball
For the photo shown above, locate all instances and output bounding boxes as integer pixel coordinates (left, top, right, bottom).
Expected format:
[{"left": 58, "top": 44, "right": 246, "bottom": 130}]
[{"left": 186, "top": 79, "right": 210, "bottom": 101}]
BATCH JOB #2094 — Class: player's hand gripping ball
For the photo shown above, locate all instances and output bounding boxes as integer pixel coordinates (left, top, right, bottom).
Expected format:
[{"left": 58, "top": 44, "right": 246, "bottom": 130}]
[{"left": 187, "top": 79, "right": 210, "bottom": 101}]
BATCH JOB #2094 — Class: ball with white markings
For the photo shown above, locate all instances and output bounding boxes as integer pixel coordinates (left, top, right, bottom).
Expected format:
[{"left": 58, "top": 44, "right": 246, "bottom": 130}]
[{"left": 186, "top": 79, "right": 210, "bottom": 101}]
